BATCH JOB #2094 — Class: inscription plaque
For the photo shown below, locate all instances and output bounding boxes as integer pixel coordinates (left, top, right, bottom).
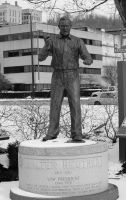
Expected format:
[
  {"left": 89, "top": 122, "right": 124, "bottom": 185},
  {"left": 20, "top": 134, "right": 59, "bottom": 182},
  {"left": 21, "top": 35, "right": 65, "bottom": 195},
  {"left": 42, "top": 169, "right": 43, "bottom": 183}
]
[{"left": 18, "top": 139, "right": 108, "bottom": 197}]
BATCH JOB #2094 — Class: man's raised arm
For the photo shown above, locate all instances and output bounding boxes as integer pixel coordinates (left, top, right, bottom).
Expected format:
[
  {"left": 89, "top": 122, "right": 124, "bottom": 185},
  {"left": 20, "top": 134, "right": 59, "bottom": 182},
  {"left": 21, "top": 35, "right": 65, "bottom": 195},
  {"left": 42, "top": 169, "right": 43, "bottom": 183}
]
[{"left": 38, "top": 36, "right": 52, "bottom": 61}]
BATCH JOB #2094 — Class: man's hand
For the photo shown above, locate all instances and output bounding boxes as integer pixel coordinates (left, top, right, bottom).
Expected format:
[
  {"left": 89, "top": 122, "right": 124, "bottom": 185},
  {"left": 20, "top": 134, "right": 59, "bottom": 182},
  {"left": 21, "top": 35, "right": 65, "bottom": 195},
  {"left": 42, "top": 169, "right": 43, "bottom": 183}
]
[
  {"left": 83, "top": 59, "right": 93, "bottom": 65},
  {"left": 43, "top": 33, "right": 52, "bottom": 50},
  {"left": 43, "top": 33, "right": 51, "bottom": 43}
]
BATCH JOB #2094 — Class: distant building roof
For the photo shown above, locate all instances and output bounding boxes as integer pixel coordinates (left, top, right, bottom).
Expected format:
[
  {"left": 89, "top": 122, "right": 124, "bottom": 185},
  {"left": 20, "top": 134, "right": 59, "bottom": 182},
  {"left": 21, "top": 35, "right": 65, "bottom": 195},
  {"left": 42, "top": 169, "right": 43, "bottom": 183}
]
[
  {"left": 105, "top": 28, "right": 126, "bottom": 35},
  {"left": 72, "top": 26, "right": 105, "bottom": 32},
  {"left": 72, "top": 26, "right": 89, "bottom": 31}
]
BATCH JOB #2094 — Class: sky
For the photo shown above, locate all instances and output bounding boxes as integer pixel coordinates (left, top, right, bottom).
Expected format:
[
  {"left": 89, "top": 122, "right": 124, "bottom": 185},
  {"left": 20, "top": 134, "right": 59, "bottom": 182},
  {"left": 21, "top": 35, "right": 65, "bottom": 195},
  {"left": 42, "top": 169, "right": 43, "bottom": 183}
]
[{"left": 0, "top": 0, "right": 119, "bottom": 22}]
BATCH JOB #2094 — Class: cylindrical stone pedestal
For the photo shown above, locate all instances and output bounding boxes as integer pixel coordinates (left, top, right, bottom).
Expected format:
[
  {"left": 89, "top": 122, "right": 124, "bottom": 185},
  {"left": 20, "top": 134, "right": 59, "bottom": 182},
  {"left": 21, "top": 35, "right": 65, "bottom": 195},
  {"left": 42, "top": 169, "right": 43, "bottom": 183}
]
[{"left": 10, "top": 139, "right": 118, "bottom": 200}]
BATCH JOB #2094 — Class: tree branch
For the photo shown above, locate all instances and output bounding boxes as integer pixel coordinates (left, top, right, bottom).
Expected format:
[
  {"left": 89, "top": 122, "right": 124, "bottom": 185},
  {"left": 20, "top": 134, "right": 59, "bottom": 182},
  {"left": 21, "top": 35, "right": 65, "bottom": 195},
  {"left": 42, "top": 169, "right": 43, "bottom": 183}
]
[
  {"left": 84, "top": 0, "right": 108, "bottom": 12},
  {"left": 27, "top": 0, "right": 51, "bottom": 4},
  {"left": 25, "top": 0, "right": 109, "bottom": 13}
]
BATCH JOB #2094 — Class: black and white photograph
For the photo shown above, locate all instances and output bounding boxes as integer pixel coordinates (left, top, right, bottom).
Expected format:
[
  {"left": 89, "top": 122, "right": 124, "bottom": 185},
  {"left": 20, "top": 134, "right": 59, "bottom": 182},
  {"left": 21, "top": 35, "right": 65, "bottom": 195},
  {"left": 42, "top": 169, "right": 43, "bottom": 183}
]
[{"left": 0, "top": 0, "right": 126, "bottom": 200}]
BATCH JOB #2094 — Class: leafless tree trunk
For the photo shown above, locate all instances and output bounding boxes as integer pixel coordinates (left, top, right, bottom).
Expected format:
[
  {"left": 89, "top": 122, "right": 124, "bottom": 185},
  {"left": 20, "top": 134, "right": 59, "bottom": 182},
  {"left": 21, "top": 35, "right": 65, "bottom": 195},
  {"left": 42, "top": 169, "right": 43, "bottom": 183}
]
[
  {"left": 114, "top": 0, "right": 126, "bottom": 27},
  {"left": 102, "top": 65, "right": 117, "bottom": 86}
]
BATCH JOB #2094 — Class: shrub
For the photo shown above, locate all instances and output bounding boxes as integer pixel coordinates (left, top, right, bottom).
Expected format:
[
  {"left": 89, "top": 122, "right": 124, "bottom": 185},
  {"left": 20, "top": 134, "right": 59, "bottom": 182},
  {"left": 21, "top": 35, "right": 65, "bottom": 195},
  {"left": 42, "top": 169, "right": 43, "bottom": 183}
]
[
  {"left": 7, "top": 141, "right": 19, "bottom": 170},
  {"left": 0, "top": 141, "right": 19, "bottom": 182}
]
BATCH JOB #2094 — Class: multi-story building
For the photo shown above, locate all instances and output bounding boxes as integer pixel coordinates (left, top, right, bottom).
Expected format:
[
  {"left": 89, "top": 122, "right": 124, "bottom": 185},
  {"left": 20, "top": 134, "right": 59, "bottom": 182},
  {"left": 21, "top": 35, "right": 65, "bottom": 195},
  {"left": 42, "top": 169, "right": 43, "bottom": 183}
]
[
  {"left": 22, "top": 9, "right": 42, "bottom": 24},
  {"left": 0, "top": 1, "right": 22, "bottom": 25},
  {"left": 106, "top": 28, "right": 125, "bottom": 60},
  {"left": 0, "top": 22, "right": 121, "bottom": 91},
  {"left": 102, "top": 30, "right": 121, "bottom": 76}
]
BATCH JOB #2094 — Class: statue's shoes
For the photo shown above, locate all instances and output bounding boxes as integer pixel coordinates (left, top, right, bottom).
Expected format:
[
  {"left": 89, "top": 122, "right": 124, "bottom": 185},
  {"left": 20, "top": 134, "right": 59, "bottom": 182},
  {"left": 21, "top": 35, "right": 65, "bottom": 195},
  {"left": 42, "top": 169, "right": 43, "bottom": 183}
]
[
  {"left": 69, "top": 136, "right": 85, "bottom": 143},
  {"left": 42, "top": 135, "right": 57, "bottom": 141},
  {"left": 66, "top": 139, "right": 85, "bottom": 143},
  {"left": 72, "top": 139, "right": 85, "bottom": 143}
]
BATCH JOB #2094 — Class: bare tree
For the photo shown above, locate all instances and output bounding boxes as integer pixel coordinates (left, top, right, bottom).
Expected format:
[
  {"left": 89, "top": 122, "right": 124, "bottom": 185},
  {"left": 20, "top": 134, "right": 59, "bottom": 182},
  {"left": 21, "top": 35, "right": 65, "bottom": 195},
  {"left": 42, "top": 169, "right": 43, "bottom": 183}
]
[
  {"left": 0, "top": 106, "right": 13, "bottom": 137},
  {"left": 0, "top": 73, "right": 11, "bottom": 91},
  {"left": 24, "top": 0, "right": 109, "bottom": 14},
  {"left": 24, "top": 0, "right": 126, "bottom": 29},
  {"left": 102, "top": 65, "right": 117, "bottom": 86},
  {"left": 10, "top": 102, "right": 50, "bottom": 140}
]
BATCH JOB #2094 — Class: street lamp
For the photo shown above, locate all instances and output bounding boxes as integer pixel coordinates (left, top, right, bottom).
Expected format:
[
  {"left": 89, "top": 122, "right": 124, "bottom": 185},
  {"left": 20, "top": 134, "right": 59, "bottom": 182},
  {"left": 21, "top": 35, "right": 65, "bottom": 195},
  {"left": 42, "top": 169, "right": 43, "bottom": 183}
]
[{"left": 23, "top": 12, "right": 35, "bottom": 98}]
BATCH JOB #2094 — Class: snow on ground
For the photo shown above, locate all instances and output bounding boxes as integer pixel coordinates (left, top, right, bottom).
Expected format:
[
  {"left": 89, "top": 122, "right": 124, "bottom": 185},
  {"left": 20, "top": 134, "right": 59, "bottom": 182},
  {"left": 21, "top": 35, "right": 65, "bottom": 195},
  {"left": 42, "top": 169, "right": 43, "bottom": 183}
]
[
  {"left": 110, "top": 177, "right": 126, "bottom": 200},
  {"left": 108, "top": 142, "right": 126, "bottom": 200},
  {"left": 0, "top": 181, "right": 18, "bottom": 200}
]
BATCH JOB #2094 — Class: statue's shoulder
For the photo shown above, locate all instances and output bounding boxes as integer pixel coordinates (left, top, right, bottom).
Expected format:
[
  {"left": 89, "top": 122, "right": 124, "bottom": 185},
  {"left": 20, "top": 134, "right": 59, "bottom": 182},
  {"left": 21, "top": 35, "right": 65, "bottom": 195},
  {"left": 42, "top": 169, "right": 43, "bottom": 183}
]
[
  {"left": 70, "top": 34, "right": 77, "bottom": 39},
  {"left": 70, "top": 34, "right": 81, "bottom": 42}
]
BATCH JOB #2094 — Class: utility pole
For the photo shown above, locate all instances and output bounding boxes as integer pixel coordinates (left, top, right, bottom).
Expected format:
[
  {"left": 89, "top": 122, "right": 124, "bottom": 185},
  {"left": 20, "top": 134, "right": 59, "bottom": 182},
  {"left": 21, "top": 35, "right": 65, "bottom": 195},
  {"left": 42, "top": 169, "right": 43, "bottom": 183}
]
[
  {"left": 29, "top": 13, "right": 35, "bottom": 98},
  {"left": 23, "top": 12, "right": 35, "bottom": 98}
]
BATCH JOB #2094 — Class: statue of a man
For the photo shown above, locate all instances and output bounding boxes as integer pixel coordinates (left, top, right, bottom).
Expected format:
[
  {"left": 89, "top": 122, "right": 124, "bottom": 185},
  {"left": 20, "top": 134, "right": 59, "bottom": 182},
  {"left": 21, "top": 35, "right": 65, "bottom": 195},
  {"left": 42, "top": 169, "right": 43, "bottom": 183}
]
[{"left": 39, "top": 17, "right": 93, "bottom": 142}]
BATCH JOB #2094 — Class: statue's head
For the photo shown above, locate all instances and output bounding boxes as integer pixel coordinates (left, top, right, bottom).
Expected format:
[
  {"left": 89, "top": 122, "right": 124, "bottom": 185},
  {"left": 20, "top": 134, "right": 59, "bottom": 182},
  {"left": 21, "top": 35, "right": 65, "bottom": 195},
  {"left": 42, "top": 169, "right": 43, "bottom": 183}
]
[{"left": 58, "top": 17, "right": 72, "bottom": 37}]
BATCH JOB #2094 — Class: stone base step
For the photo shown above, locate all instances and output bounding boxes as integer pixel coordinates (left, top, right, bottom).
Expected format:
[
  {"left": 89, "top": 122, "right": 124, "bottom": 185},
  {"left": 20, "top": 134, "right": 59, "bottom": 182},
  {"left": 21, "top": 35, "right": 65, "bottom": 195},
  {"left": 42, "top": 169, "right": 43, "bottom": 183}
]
[{"left": 10, "top": 183, "right": 118, "bottom": 200}]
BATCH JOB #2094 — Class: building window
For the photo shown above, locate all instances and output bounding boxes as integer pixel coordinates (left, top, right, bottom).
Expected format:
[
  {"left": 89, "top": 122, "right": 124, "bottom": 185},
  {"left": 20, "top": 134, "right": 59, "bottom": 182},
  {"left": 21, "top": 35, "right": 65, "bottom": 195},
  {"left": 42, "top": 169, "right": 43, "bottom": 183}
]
[
  {"left": 0, "top": 32, "right": 36, "bottom": 42},
  {"left": 92, "top": 40, "right": 102, "bottom": 46},
  {"left": 91, "top": 54, "right": 102, "bottom": 60},
  {"left": 89, "top": 40, "right": 93, "bottom": 45},
  {"left": 4, "top": 65, "right": 101, "bottom": 75},
  {"left": 81, "top": 38, "right": 102, "bottom": 46},
  {"left": 35, "top": 65, "right": 53, "bottom": 72},
  {"left": 4, "top": 65, "right": 53, "bottom": 74},
  {"left": 79, "top": 67, "right": 101, "bottom": 74},
  {"left": 0, "top": 35, "right": 8, "bottom": 42},
  {"left": 3, "top": 49, "right": 102, "bottom": 62},
  {"left": 24, "top": 65, "right": 32, "bottom": 72},
  {"left": 0, "top": 31, "right": 46, "bottom": 42},
  {"left": 3, "top": 48, "right": 38, "bottom": 58},
  {"left": 6, "top": 51, "right": 19, "bottom": 57},
  {"left": 22, "top": 49, "right": 32, "bottom": 56},
  {"left": 4, "top": 66, "right": 24, "bottom": 74}
]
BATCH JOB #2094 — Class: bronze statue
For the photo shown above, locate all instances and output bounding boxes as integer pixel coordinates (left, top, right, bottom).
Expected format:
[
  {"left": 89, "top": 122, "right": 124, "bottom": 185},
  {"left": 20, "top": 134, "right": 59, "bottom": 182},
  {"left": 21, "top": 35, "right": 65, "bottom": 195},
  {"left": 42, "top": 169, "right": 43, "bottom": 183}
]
[{"left": 39, "top": 17, "right": 93, "bottom": 142}]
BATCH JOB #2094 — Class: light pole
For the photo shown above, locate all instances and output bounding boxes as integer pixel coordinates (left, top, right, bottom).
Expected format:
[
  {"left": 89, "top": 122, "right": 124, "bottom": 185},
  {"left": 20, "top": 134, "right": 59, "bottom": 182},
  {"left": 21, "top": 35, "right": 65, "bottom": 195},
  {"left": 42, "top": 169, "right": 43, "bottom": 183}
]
[
  {"left": 23, "top": 13, "right": 35, "bottom": 98},
  {"left": 29, "top": 14, "right": 35, "bottom": 98}
]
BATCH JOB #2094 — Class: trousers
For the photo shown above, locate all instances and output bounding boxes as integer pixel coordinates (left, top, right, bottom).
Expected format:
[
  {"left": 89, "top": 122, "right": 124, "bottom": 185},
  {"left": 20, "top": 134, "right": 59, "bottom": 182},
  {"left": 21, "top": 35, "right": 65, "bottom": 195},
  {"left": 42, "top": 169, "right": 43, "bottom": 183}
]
[{"left": 47, "top": 69, "right": 82, "bottom": 140}]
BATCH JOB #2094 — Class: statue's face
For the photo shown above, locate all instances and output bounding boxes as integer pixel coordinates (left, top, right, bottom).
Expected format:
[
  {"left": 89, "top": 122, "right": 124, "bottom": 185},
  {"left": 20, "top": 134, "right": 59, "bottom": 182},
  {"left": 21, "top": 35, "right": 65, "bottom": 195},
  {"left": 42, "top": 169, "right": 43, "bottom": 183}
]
[{"left": 58, "top": 19, "right": 71, "bottom": 36}]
